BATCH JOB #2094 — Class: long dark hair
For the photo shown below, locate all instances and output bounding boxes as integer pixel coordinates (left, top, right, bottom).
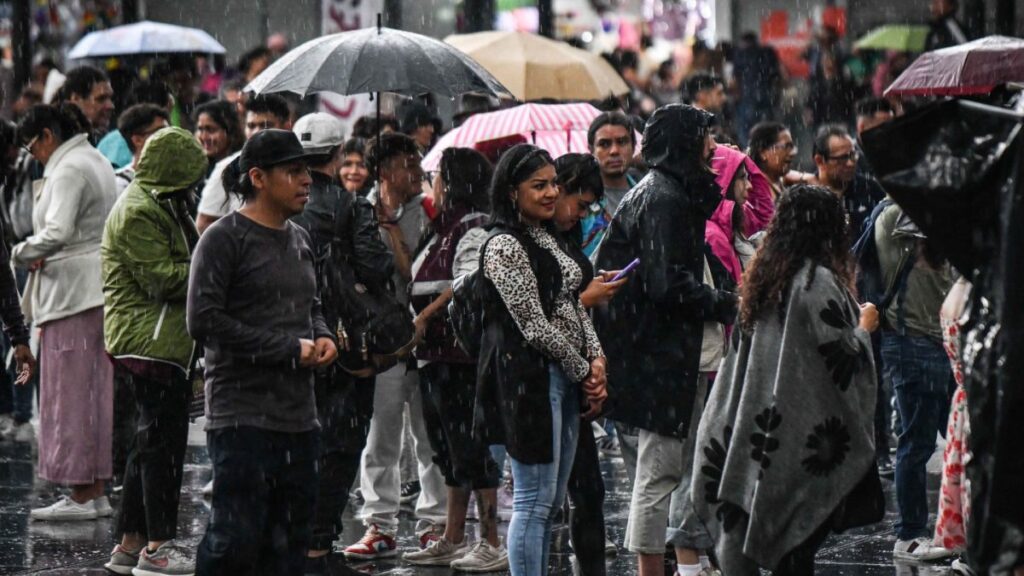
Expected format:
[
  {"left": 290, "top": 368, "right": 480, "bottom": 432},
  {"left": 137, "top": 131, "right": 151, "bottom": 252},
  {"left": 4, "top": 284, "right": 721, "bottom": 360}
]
[
  {"left": 440, "top": 147, "right": 492, "bottom": 213},
  {"left": 19, "top": 103, "right": 88, "bottom": 145},
  {"left": 194, "top": 100, "right": 244, "bottom": 155},
  {"left": 739, "top": 184, "right": 854, "bottom": 332},
  {"left": 489, "top": 144, "right": 554, "bottom": 230}
]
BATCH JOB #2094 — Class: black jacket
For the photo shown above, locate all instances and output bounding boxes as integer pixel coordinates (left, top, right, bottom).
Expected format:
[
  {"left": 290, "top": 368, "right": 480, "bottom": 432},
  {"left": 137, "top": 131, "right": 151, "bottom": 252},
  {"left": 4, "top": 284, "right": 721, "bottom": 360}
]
[
  {"left": 474, "top": 225, "right": 593, "bottom": 464},
  {"left": 291, "top": 170, "right": 392, "bottom": 450},
  {"left": 594, "top": 104, "right": 738, "bottom": 438},
  {"left": 926, "top": 15, "right": 967, "bottom": 52}
]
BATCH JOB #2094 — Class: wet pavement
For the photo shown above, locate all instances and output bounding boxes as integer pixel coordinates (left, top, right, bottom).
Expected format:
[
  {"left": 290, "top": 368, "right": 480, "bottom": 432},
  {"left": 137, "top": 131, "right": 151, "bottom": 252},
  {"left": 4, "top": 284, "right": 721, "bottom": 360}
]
[{"left": 0, "top": 420, "right": 956, "bottom": 575}]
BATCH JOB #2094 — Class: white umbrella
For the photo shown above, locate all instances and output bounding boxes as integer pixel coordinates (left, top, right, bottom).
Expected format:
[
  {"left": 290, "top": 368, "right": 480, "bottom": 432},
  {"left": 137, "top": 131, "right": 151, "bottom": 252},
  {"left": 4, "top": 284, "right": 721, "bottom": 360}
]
[{"left": 68, "top": 20, "right": 225, "bottom": 59}]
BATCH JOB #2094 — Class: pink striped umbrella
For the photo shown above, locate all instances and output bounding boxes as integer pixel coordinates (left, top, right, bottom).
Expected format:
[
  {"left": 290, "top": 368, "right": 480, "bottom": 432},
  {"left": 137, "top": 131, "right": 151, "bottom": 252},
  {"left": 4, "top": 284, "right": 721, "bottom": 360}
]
[{"left": 423, "top": 102, "right": 638, "bottom": 171}]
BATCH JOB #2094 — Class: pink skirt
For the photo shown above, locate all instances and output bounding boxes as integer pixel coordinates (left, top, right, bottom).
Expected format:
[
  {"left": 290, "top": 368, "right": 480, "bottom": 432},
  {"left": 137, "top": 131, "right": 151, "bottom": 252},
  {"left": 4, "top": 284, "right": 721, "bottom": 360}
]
[{"left": 37, "top": 307, "right": 114, "bottom": 485}]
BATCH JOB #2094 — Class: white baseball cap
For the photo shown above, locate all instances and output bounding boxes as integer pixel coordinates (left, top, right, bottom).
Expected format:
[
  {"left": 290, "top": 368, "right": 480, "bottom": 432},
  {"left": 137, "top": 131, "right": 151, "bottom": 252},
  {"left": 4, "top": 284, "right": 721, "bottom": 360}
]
[{"left": 293, "top": 113, "right": 346, "bottom": 155}]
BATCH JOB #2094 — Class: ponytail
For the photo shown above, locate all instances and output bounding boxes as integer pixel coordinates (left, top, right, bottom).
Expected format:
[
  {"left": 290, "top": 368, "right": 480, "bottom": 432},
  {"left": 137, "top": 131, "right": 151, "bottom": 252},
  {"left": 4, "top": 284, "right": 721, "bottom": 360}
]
[{"left": 18, "top": 103, "right": 87, "bottom": 145}]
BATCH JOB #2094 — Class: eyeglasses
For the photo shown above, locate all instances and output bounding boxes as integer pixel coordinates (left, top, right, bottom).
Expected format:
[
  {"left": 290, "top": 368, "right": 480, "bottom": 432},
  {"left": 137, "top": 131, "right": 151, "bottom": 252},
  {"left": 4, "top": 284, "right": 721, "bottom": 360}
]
[
  {"left": 770, "top": 142, "right": 797, "bottom": 152},
  {"left": 827, "top": 152, "right": 859, "bottom": 164},
  {"left": 21, "top": 135, "right": 38, "bottom": 156}
]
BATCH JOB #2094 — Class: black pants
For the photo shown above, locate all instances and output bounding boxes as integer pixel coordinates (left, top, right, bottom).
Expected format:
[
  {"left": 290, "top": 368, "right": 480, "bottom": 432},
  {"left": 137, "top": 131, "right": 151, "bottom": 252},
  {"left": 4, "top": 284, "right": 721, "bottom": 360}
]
[
  {"left": 115, "top": 369, "right": 190, "bottom": 541},
  {"left": 196, "top": 427, "right": 320, "bottom": 576},
  {"left": 112, "top": 366, "right": 139, "bottom": 486},
  {"left": 567, "top": 421, "right": 607, "bottom": 576},
  {"left": 310, "top": 370, "right": 374, "bottom": 551},
  {"left": 420, "top": 362, "right": 500, "bottom": 489},
  {"left": 772, "top": 520, "right": 832, "bottom": 576}
]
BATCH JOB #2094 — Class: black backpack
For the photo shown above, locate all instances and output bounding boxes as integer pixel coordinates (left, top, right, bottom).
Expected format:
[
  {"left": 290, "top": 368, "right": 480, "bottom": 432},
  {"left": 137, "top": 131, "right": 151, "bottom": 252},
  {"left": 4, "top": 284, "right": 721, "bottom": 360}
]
[
  {"left": 318, "top": 196, "right": 415, "bottom": 373},
  {"left": 448, "top": 230, "right": 505, "bottom": 358}
]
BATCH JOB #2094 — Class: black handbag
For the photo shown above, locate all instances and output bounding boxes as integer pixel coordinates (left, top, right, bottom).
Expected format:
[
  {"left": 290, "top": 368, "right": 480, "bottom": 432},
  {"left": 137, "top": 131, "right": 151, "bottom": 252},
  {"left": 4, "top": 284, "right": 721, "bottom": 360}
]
[
  {"left": 321, "top": 246, "right": 416, "bottom": 374},
  {"left": 831, "top": 460, "right": 886, "bottom": 532}
]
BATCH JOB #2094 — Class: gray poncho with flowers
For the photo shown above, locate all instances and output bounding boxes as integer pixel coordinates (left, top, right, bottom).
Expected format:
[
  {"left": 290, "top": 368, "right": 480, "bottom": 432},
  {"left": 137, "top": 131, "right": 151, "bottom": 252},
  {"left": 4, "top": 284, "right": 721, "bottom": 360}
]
[{"left": 693, "top": 262, "right": 877, "bottom": 572}]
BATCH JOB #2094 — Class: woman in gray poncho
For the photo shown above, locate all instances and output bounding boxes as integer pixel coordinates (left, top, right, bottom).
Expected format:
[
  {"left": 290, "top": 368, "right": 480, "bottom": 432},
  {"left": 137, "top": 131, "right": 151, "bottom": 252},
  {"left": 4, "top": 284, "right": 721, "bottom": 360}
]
[{"left": 693, "top": 185, "right": 880, "bottom": 574}]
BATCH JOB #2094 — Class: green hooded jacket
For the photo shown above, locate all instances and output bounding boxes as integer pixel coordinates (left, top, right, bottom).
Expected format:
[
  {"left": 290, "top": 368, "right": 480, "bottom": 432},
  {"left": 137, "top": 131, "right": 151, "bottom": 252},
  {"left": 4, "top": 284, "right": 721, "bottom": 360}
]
[{"left": 102, "top": 127, "right": 206, "bottom": 371}]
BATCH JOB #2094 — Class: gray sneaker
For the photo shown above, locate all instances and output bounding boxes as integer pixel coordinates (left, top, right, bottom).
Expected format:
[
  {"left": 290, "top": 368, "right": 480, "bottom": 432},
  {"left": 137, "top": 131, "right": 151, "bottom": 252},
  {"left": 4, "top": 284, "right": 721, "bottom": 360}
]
[
  {"left": 132, "top": 541, "right": 194, "bottom": 576},
  {"left": 450, "top": 540, "right": 509, "bottom": 573},
  {"left": 404, "top": 536, "right": 470, "bottom": 566},
  {"left": 104, "top": 544, "right": 140, "bottom": 575}
]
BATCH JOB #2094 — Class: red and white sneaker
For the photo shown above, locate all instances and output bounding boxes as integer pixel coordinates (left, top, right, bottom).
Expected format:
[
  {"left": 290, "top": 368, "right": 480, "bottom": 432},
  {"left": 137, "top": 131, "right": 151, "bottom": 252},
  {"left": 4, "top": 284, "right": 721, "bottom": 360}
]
[
  {"left": 417, "top": 524, "right": 443, "bottom": 549},
  {"left": 343, "top": 524, "right": 398, "bottom": 560}
]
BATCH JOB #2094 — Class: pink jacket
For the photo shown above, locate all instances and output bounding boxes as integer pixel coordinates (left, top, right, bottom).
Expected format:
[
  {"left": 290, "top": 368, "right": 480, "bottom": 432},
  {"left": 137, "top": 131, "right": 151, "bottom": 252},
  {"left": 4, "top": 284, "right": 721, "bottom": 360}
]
[{"left": 705, "top": 146, "right": 775, "bottom": 286}]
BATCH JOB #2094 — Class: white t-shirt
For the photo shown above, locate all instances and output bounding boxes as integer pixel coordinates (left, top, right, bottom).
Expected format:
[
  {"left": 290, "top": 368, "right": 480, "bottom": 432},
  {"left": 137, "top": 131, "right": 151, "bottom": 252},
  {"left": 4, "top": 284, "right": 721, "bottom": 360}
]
[{"left": 198, "top": 151, "right": 243, "bottom": 218}]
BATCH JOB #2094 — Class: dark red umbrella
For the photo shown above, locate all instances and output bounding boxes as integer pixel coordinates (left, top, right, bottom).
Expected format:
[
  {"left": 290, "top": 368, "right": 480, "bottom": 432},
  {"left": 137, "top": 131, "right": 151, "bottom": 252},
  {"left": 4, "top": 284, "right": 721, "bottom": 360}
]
[{"left": 885, "top": 35, "right": 1024, "bottom": 97}]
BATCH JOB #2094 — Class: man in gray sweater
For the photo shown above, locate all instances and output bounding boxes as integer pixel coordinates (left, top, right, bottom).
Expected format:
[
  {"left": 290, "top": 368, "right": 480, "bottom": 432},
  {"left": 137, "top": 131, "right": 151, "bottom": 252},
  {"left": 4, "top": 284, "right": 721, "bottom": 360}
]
[{"left": 188, "top": 129, "right": 337, "bottom": 575}]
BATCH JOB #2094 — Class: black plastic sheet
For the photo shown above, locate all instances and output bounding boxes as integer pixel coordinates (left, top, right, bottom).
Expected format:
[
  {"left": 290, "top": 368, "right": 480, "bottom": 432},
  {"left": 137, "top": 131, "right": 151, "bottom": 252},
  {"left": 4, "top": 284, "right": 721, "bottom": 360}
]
[{"left": 863, "top": 99, "right": 1024, "bottom": 572}]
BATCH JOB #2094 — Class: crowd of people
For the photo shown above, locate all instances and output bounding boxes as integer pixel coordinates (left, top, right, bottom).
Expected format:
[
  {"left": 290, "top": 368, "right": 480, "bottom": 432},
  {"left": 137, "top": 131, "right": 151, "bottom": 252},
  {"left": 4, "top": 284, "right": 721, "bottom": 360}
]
[{"left": 0, "top": 3, "right": 994, "bottom": 575}]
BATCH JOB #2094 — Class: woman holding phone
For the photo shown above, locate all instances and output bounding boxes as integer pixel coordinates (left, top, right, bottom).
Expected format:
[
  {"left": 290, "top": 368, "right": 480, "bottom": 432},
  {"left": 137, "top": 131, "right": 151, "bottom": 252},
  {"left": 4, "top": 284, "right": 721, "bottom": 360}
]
[{"left": 475, "top": 144, "right": 607, "bottom": 575}]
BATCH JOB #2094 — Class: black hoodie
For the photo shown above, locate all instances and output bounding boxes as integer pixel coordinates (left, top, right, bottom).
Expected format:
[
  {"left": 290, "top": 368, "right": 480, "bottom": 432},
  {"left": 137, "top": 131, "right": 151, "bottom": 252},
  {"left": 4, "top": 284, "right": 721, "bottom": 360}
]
[{"left": 594, "top": 104, "right": 738, "bottom": 438}]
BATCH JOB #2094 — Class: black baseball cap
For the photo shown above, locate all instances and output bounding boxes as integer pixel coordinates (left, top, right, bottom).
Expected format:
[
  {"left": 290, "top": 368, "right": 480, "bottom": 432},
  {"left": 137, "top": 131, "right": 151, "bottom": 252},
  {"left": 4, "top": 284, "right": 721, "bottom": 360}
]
[{"left": 239, "top": 129, "right": 317, "bottom": 172}]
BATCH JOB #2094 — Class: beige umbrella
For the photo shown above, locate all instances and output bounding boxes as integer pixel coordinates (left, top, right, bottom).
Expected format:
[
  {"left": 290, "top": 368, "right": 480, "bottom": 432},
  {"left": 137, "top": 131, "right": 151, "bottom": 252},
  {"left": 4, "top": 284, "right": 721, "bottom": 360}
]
[{"left": 444, "top": 31, "right": 629, "bottom": 101}]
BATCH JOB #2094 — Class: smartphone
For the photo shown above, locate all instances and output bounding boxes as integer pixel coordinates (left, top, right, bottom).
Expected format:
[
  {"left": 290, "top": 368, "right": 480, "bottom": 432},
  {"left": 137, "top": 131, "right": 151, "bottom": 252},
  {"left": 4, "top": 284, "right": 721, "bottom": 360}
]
[{"left": 609, "top": 258, "right": 640, "bottom": 282}]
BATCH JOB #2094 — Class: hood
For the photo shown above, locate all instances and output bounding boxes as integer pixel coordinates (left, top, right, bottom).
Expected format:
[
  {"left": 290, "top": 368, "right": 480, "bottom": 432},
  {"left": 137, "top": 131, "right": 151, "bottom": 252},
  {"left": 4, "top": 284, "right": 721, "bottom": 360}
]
[
  {"left": 641, "top": 103, "right": 714, "bottom": 179},
  {"left": 134, "top": 127, "right": 208, "bottom": 197},
  {"left": 709, "top": 146, "right": 773, "bottom": 237}
]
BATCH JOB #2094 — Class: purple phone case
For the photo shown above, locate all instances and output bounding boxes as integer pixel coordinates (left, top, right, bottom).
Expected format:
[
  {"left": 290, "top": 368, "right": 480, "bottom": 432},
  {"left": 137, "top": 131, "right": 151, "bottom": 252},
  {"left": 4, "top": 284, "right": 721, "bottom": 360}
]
[{"left": 610, "top": 258, "right": 640, "bottom": 282}]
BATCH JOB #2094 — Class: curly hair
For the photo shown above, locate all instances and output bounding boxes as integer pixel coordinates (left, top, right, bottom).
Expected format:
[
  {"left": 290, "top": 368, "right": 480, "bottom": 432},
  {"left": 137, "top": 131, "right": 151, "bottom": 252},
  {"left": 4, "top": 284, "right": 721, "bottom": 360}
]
[{"left": 739, "top": 184, "right": 854, "bottom": 333}]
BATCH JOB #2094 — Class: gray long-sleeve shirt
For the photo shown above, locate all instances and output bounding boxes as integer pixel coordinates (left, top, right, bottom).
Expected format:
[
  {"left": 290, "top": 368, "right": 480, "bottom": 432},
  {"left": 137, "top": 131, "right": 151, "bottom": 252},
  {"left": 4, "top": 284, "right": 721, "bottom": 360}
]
[{"left": 187, "top": 212, "right": 331, "bottom": 433}]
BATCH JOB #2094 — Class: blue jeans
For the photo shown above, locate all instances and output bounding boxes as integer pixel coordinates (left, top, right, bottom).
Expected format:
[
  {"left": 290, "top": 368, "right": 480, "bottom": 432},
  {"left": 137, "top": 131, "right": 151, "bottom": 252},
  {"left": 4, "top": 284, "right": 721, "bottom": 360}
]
[
  {"left": 508, "top": 365, "right": 580, "bottom": 576},
  {"left": 881, "top": 333, "right": 954, "bottom": 541}
]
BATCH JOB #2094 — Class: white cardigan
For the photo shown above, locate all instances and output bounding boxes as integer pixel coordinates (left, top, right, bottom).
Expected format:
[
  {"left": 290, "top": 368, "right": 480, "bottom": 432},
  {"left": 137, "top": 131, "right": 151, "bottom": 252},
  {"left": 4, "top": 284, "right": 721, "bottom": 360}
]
[{"left": 12, "top": 134, "right": 117, "bottom": 325}]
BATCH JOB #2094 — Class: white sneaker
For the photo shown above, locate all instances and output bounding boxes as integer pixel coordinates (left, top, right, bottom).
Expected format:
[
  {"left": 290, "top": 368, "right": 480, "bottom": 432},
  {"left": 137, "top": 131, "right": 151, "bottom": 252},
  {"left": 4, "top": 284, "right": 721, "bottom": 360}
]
[
  {"left": 30, "top": 496, "right": 98, "bottom": 521},
  {"left": 450, "top": 540, "right": 509, "bottom": 573},
  {"left": 893, "top": 537, "right": 954, "bottom": 562},
  {"left": 11, "top": 421, "right": 34, "bottom": 443},
  {"left": 94, "top": 496, "right": 114, "bottom": 517},
  {"left": 403, "top": 536, "right": 470, "bottom": 566},
  {"left": 951, "top": 558, "right": 977, "bottom": 576}
]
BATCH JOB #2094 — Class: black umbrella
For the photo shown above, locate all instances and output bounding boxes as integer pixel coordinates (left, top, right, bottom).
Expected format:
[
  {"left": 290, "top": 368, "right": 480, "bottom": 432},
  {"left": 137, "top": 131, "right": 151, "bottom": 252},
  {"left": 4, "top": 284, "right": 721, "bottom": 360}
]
[{"left": 244, "top": 17, "right": 512, "bottom": 99}]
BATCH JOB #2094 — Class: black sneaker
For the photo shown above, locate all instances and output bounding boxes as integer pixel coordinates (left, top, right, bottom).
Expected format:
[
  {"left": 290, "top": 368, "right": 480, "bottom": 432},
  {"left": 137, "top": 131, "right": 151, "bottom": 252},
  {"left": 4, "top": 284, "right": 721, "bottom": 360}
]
[
  {"left": 878, "top": 457, "right": 895, "bottom": 479},
  {"left": 400, "top": 481, "right": 421, "bottom": 504}
]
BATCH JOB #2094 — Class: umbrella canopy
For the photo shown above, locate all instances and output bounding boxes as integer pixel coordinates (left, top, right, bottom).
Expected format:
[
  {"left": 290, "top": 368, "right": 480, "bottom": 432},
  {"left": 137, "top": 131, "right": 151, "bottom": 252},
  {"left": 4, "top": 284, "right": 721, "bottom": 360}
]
[
  {"left": 245, "top": 26, "right": 512, "bottom": 99},
  {"left": 68, "top": 20, "right": 225, "bottom": 59},
  {"left": 422, "top": 102, "right": 638, "bottom": 171},
  {"left": 444, "top": 31, "right": 629, "bottom": 101},
  {"left": 885, "top": 35, "right": 1024, "bottom": 97},
  {"left": 854, "top": 24, "right": 929, "bottom": 53}
]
